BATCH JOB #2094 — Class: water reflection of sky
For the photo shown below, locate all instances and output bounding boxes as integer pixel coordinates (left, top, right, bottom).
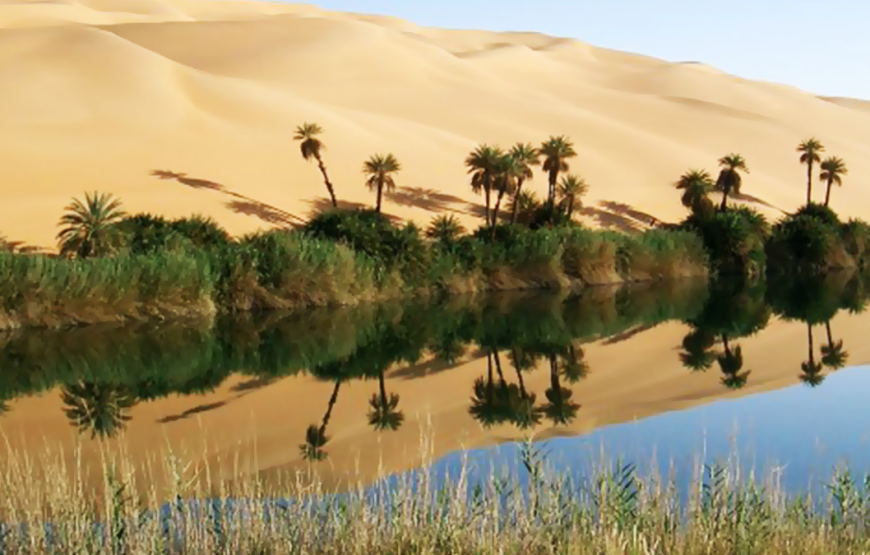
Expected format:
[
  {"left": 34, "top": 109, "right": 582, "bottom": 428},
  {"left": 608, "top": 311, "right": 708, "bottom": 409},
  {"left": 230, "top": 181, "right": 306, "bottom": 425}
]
[{"left": 430, "top": 364, "right": 870, "bottom": 497}]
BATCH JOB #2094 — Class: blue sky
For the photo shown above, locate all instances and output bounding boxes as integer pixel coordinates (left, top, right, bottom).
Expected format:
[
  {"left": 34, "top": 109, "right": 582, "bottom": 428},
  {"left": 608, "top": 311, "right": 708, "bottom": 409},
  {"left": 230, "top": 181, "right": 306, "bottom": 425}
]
[{"left": 294, "top": 0, "right": 869, "bottom": 100}]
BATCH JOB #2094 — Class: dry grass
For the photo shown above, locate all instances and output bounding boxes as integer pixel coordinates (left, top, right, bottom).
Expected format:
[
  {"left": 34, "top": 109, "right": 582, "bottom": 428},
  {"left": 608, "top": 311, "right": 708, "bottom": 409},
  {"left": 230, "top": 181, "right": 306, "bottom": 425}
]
[{"left": 0, "top": 425, "right": 868, "bottom": 555}]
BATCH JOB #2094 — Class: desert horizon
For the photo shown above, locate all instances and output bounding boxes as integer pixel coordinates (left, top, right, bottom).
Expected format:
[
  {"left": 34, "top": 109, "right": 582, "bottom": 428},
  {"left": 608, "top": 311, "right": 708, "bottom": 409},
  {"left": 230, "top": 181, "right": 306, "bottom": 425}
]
[{"left": 1, "top": 0, "right": 869, "bottom": 253}]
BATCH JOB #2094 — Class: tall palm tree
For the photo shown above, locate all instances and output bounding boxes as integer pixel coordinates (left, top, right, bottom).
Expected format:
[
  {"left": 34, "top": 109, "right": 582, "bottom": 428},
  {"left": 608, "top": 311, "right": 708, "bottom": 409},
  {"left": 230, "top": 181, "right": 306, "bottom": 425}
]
[
  {"left": 543, "top": 354, "right": 580, "bottom": 426},
  {"left": 294, "top": 122, "right": 338, "bottom": 209},
  {"left": 716, "top": 334, "right": 751, "bottom": 390},
  {"left": 363, "top": 153, "right": 401, "bottom": 214},
  {"left": 367, "top": 369, "right": 405, "bottom": 432},
  {"left": 819, "top": 156, "right": 848, "bottom": 208},
  {"left": 820, "top": 320, "right": 849, "bottom": 370},
  {"left": 491, "top": 154, "right": 521, "bottom": 231},
  {"left": 557, "top": 174, "right": 589, "bottom": 219},
  {"left": 678, "top": 328, "right": 717, "bottom": 372},
  {"left": 507, "top": 143, "right": 540, "bottom": 223},
  {"left": 299, "top": 380, "right": 342, "bottom": 462},
  {"left": 800, "top": 323, "right": 825, "bottom": 388},
  {"left": 797, "top": 138, "right": 825, "bottom": 204},
  {"left": 715, "top": 154, "right": 749, "bottom": 212},
  {"left": 540, "top": 136, "right": 577, "bottom": 208},
  {"left": 676, "top": 169, "right": 715, "bottom": 218},
  {"left": 465, "top": 145, "right": 505, "bottom": 226},
  {"left": 56, "top": 192, "right": 126, "bottom": 258},
  {"left": 60, "top": 381, "right": 137, "bottom": 439}
]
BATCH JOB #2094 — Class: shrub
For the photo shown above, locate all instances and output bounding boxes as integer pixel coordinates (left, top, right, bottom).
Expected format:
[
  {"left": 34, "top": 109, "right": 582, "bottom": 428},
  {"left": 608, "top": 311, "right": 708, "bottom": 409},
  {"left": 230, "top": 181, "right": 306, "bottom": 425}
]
[
  {"left": 682, "top": 209, "right": 766, "bottom": 277},
  {"left": 767, "top": 214, "right": 843, "bottom": 273}
]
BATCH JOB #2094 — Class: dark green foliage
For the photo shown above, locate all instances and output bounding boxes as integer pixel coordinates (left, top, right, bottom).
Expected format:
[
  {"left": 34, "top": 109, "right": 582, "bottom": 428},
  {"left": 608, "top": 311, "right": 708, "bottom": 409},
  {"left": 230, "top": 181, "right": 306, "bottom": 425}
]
[
  {"left": 793, "top": 203, "right": 841, "bottom": 227},
  {"left": 169, "top": 214, "right": 233, "bottom": 249},
  {"left": 303, "top": 208, "right": 429, "bottom": 285},
  {"left": 681, "top": 209, "right": 767, "bottom": 277}
]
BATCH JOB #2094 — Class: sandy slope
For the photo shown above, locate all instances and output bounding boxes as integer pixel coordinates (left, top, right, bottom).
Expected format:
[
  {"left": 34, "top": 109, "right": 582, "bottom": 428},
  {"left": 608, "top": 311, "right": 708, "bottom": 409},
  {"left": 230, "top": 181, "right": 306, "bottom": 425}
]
[
  {"left": 1, "top": 0, "right": 869, "bottom": 250},
  {"left": 3, "top": 308, "right": 870, "bottom": 496}
]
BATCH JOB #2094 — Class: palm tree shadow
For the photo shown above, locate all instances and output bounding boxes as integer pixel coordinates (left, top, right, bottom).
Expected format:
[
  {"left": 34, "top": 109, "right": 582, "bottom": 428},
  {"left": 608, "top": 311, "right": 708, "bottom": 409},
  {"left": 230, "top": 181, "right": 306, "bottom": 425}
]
[
  {"left": 578, "top": 206, "right": 642, "bottom": 233},
  {"left": 731, "top": 192, "right": 784, "bottom": 212},
  {"left": 150, "top": 170, "right": 306, "bottom": 227},
  {"left": 157, "top": 400, "right": 228, "bottom": 424},
  {"left": 385, "top": 186, "right": 467, "bottom": 213}
]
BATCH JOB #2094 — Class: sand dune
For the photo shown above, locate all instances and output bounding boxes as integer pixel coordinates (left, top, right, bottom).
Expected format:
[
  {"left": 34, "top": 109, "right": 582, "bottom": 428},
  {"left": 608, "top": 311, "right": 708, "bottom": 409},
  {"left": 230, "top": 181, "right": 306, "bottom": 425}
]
[{"left": 1, "top": 0, "right": 869, "bottom": 249}]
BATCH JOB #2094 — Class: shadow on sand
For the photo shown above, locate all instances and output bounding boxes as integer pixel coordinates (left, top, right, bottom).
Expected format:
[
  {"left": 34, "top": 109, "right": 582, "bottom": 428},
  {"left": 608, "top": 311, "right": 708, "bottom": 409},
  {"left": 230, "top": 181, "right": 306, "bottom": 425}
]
[{"left": 386, "top": 186, "right": 467, "bottom": 214}]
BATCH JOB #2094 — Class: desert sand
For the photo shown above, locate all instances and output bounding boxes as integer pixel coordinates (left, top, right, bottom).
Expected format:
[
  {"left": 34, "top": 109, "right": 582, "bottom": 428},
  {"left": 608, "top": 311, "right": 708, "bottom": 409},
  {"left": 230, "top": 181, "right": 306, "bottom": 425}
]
[
  {"left": 1, "top": 0, "right": 870, "bottom": 250},
  {"left": 2, "top": 0, "right": 870, "bottom": 496}
]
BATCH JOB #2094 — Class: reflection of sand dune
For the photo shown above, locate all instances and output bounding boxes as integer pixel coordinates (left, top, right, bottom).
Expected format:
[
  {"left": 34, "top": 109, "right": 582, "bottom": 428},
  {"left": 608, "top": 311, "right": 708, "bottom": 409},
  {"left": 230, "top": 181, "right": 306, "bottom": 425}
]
[
  {"left": 4, "top": 308, "right": 870, "bottom": 495},
  {"left": 1, "top": 0, "right": 869, "bottom": 248}
]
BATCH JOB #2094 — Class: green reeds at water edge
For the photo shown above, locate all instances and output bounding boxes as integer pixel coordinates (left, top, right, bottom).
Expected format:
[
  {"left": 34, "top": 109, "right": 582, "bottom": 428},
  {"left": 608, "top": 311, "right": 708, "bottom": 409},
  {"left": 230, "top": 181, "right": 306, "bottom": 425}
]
[{"left": 3, "top": 434, "right": 870, "bottom": 554}]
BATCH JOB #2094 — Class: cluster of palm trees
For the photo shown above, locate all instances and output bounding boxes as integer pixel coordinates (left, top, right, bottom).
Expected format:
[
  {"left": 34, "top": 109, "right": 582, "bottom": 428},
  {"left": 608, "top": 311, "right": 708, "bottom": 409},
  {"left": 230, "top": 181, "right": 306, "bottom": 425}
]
[
  {"left": 675, "top": 138, "right": 848, "bottom": 218},
  {"left": 294, "top": 123, "right": 590, "bottom": 226}
]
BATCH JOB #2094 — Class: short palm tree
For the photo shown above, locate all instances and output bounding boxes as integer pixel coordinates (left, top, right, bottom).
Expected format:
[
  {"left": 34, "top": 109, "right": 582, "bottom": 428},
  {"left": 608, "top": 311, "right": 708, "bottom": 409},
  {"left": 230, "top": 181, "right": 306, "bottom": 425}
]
[
  {"left": 543, "top": 355, "right": 580, "bottom": 426},
  {"left": 426, "top": 214, "right": 466, "bottom": 244},
  {"left": 508, "top": 189, "right": 541, "bottom": 225},
  {"left": 363, "top": 153, "right": 401, "bottom": 213},
  {"left": 299, "top": 380, "right": 342, "bottom": 462},
  {"left": 465, "top": 144, "right": 505, "bottom": 226},
  {"left": 60, "top": 381, "right": 137, "bottom": 439},
  {"left": 679, "top": 328, "right": 717, "bottom": 371},
  {"left": 540, "top": 136, "right": 578, "bottom": 208},
  {"left": 507, "top": 143, "right": 540, "bottom": 223},
  {"left": 715, "top": 154, "right": 749, "bottom": 212},
  {"left": 676, "top": 169, "right": 715, "bottom": 218},
  {"left": 800, "top": 323, "right": 825, "bottom": 387},
  {"left": 294, "top": 122, "right": 338, "bottom": 208},
  {"left": 797, "top": 138, "right": 824, "bottom": 204},
  {"left": 819, "top": 156, "right": 847, "bottom": 207},
  {"left": 367, "top": 369, "right": 405, "bottom": 432},
  {"left": 469, "top": 354, "right": 510, "bottom": 428},
  {"left": 56, "top": 191, "right": 126, "bottom": 258},
  {"left": 716, "top": 335, "right": 750, "bottom": 390},
  {"left": 821, "top": 320, "right": 849, "bottom": 370},
  {"left": 557, "top": 174, "right": 589, "bottom": 218}
]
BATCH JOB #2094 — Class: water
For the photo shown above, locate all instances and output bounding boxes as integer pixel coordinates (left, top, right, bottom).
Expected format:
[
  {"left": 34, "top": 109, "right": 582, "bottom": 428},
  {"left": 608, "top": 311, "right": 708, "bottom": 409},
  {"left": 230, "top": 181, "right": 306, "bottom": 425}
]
[{"left": 1, "top": 271, "right": 870, "bottom": 498}]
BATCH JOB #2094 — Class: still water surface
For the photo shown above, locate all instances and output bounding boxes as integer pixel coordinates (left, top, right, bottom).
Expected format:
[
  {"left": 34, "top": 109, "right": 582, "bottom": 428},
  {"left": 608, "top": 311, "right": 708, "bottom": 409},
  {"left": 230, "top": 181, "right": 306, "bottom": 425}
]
[{"left": 1, "top": 272, "right": 870, "bottom": 497}]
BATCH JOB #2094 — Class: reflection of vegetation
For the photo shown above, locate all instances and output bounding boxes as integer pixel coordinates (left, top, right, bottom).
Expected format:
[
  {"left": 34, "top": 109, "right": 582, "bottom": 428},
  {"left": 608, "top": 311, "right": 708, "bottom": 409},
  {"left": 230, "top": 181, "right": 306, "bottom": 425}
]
[
  {"left": 60, "top": 382, "right": 137, "bottom": 439},
  {"left": 367, "top": 369, "right": 404, "bottom": 432},
  {"left": 800, "top": 323, "right": 825, "bottom": 388},
  {"left": 716, "top": 335, "right": 750, "bottom": 390},
  {"left": 821, "top": 320, "right": 849, "bottom": 370},
  {"left": 299, "top": 379, "right": 342, "bottom": 462}
]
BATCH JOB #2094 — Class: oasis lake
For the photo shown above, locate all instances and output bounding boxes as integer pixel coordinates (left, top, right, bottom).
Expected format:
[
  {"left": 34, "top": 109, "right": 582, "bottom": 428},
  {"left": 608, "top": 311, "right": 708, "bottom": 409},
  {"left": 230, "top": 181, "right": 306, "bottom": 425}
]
[{"left": 2, "top": 271, "right": 870, "bottom": 500}]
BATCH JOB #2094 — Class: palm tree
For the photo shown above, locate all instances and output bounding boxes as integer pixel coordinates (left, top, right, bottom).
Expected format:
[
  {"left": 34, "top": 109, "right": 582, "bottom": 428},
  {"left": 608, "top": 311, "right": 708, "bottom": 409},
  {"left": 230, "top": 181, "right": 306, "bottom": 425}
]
[
  {"left": 508, "top": 190, "right": 541, "bottom": 226},
  {"left": 800, "top": 323, "right": 825, "bottom": 388},
  {"left": 56, "top": 192, "right": 126, "bottom": 258},
  {"left": 540, "top": 136, "right": 578, "bottom": 208},
  {"left": 426, "top": 214, "right": 466, "bottom": 244},
  {"left": 716, "top": 334, "right": 751, "bottom": 390},
  {"left": 557, "top": 344, "right": 590, "bottom": 383},
  {"left": 367, "top": 369, "right": 405, "bottom": 432},
  {"left": 557, "top": 174, "right": 589, "bottom": 219},
  {"left": 543, "top": 354, "right": 580, "bottom": 425},
  {"left": 797, "top": 138, "right": 825, "bottom": 204},
  {"left": 715, "top": 154, "right": 749, "bottom": 212},
  {"left": 363, "top": 153, "right": 401, "bottom": 213},
  {"left": 500, "top": 349, "right": 542, "bottom": 430},
  {"left": 294, "top": 122, "right": 338, "bottom": 208},
  {"left": 491, "top": 154, "right": 523, "bottom": 230},
  {"left": 507, "top": 143, "right": 540, "bottom": 224},
  {"left": 819, "top": 156, "right": 847, "bottom": 208},
  {"left": 820, "top": 320, "right": 849, "bottom": 370},
  {"left": 299, "top": 379, "right": 342, "bottom": 462},
  {"left": 676, "top": 169, "right": 715, "bottom": 218},
  {"left": 469, "top": 353, "right": 511, "bottom": 428},
  {"left": 60, "top": 381, "right": 137, "bottom": 439},
  {"left": 465, "top": 144, "right": 505, "bottom": 226},
  {"left": 678, "top": 328, "right": 717, "bottom": 371}
]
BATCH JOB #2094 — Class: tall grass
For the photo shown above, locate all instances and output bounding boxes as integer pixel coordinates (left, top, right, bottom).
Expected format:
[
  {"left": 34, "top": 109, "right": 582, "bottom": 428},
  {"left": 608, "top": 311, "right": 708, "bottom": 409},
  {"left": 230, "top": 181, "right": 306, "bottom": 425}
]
[{"left": 1, "top": 431, "right": 870, "bottom": 554}]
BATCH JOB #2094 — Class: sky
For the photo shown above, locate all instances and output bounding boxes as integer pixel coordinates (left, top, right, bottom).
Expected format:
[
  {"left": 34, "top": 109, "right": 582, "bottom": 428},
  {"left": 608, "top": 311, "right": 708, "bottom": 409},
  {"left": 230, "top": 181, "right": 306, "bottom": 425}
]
[{"left": 298, "top": 0, "right": 870, "bottom": 100}]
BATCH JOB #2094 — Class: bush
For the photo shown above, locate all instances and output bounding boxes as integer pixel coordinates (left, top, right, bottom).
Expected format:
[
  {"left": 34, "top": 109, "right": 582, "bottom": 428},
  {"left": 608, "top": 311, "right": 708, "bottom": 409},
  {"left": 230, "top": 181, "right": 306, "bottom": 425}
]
[{"left": 682, "top": 209, "right": 766, "bottom": 277}]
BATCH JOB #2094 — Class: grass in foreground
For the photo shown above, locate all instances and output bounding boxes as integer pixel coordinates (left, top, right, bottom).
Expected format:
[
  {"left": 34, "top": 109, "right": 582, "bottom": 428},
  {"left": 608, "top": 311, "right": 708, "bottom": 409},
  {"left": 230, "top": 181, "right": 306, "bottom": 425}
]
[{"left": 2, "top": 430, "right": 870, "bottom": 555}]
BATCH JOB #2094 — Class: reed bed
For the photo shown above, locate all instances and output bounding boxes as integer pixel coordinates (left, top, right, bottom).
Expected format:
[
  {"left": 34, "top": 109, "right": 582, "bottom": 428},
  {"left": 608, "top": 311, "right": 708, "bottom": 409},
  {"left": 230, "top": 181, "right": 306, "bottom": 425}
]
[{"left": 1, "top": 428, "right": 869, "bottom": 555}]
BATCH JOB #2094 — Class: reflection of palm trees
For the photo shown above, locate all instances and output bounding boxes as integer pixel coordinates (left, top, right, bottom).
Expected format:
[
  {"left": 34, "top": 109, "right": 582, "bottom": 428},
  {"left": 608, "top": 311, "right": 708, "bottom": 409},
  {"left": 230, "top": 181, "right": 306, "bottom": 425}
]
[
  {"left": 299, "top": 380, "right": 342, "bottom": 462},
  {"left": 501, "top": 349, "right": 542, "bottom": 430},
  {"left": 800, "top": 323, "right": 825, "bottom": 388},
  {"left": 543, "top": 354, "right": 580, "bottom": 425},
  {"left": 60, "top": 382, "right": 137, "bottom": 439},
  {"left": 716, "top": 334, "right": 751, "bottom": 390},
  {"left": 820, "top": 320, "right": 849, "bottom": 370},
  {"left": 367, "top": 369, "right": 404, "bottom": 432},
  {"left": 469, "top": 352, "right": 511, "bottom": 428},
  {"left": 558, "top": 344, "right": 589, "bottom": 383},
  {"left": 429, "top": 334, "right": 467, "bottom": 366},
  {"left": 679, "top": 328, "right": 717, "bottom": 371}
]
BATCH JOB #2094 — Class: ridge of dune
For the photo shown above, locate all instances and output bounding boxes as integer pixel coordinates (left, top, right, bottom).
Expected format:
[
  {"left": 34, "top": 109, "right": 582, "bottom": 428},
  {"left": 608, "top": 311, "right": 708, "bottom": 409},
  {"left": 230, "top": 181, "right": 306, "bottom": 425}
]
[{"left": 0, "top": 0, "right": 868, "bottom": 253}]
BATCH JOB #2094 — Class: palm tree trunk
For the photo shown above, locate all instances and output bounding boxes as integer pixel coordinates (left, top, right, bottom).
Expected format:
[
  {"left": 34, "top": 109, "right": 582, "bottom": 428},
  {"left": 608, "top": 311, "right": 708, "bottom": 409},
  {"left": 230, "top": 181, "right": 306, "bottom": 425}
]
[
  {"left": 378, "top": 369, "right": 388, "bottom": 405},
  {"left": 315, "top": 154, "right": 338, "bottom": 209},
  {"left": 806, "top": 162, "right": 813, "bottom": 205},
  {"left": 549, "top": 354, "right": 559, "bottom": 391},
  {"left": 566, "top": 196, "right": 574, "bottom": 218},
  {"left": 490, "top": 189, "right": 506, "bottom": 238},
  {"left": 492, "top": 348, "right": 506, "bottom": 384},
  {"left": 510, "top": 178, "right": 525, "bottom": 224},
  {"left": 484, "top": 180, "right": 492, "bottom": 226},
  {"left": 376, "top": 180, "right": 384, "bottom": 213},
  {"left": 824, "top": 179, "right": 833, "bottom": 207},
  {"left": 825, "top": 320, "right": 833, "bottom": 347},
  {"left": 719, "top": 188, "right": 729, "bottom": 212},
  {"left": 319, "top": 380, "right": 342, "bottom": 437},
  {"left": 548, "top": 169, "right": 558, "bottom": 208},
  {"left": 721, "top": 334, "right": 730, "bottom": 355},
  {"left": 807, "top": 323, "right": 815, "bottom": 365}
]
